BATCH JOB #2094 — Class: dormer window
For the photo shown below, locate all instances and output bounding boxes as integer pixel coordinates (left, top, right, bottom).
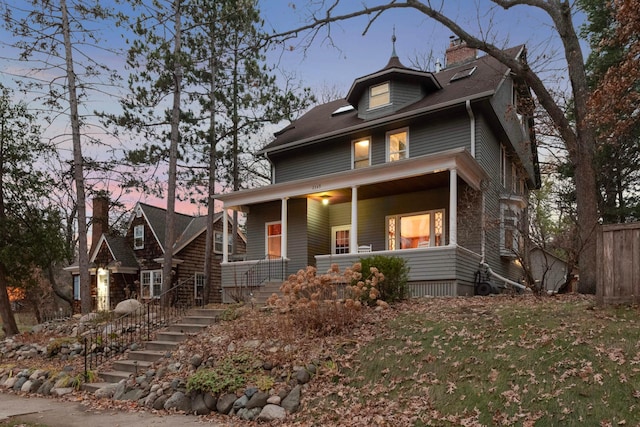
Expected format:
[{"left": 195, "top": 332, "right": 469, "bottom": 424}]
[{"left": 369, "top": 82, "right": 390, "bottom": 109}]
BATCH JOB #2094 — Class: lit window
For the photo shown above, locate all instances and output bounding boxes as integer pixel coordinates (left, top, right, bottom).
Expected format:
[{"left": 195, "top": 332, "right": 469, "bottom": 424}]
[
  {"left": 352, "top": 138, "right": 370, "bottom": 169},
  {"left": 134, "top": 224, "right": 144, "bottom": 249},
  {"left": 387, "top": 128, "right": 408, "bottom": 162},
  {"left": 332, "top": 225, "right": 351, "bottom": 254},
  {"left": 214, "top": 231, "right": 233, "bottom": 253},
  {"left": 386, "top": 210, "right": 445, "bottom": 250},
  {"left": 141, "top": 270, "right": 162, "bottom": 299},
  {"left": 266, "top": 222, "right": 282, "bottom": 258},
  {"left": 369, "top": 82, "right": 390, "bottom": 109}
]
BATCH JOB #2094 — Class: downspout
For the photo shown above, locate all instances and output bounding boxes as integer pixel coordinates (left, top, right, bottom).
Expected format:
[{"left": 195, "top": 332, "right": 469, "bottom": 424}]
[
  {"left": 465, "top": 99, "right": 475, "bottom": 158},
  {"left": 467, "top": 99, "right": 484, "bottom": 261},
  {"left": 480, "top": 261, "right": 528, "bottom": 291}
]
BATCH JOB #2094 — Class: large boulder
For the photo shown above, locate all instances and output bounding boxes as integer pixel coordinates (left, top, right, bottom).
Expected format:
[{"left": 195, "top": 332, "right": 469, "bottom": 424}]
[{"left": 114, "top": 299, "right": 143, "bottom": 316}]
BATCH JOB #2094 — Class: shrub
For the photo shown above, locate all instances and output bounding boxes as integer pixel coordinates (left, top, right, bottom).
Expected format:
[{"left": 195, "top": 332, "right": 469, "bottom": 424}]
[
  {"left": 356, "top": 255, "right": 409, "bottom": 303},
  {"left": 187, "top": 352, "right": 256, "bottom": 394},
  {"left": 267, "top": 264, "right": 386, "bottom": 336}
]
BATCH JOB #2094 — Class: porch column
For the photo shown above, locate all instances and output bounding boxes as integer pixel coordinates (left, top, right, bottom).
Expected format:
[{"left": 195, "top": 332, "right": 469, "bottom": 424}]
[
  {"left": 222, "top": 209, "right": 229, "bottom": 263},
  {"left": 350, "top": 186, "right": 358, "bottom": 253},
  {"left": 449, "top": 169, "right": 457, "bottom": 246},
  {"left": 281, "top": 197, "right": 288, "bottom": 259}
]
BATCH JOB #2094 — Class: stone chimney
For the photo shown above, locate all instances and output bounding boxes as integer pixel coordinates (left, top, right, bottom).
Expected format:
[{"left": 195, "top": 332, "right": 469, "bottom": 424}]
[
  {"left": 445, "top": 36, "right": 476, "bottom": 68},
  {"left": 91, "top": 195, "right": 109, "bottom": 251}
]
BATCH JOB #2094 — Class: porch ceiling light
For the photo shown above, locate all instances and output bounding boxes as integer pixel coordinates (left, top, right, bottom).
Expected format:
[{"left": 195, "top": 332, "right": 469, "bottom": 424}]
[{"left": 322, "top": 195, "right": 330, "bottom": 205}]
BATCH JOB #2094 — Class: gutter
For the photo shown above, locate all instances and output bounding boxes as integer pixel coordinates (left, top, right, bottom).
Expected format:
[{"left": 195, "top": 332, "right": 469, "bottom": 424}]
[{"left": 260, "top": 90, "right": 496, "bottom": 156}]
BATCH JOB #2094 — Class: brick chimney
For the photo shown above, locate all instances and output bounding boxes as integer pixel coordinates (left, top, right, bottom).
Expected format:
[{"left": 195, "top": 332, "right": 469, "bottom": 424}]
[
  {"left": 91, "top": 195, "right": 109, "bottom": 251},
  {"left": 445, "top": 36, "right": 476, "bottom": 68}
]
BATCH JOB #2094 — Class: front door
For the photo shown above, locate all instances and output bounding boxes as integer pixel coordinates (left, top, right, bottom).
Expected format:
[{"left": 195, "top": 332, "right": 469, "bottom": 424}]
[{"left": 97, "top": 268, "right": 110, "bottom": 311}]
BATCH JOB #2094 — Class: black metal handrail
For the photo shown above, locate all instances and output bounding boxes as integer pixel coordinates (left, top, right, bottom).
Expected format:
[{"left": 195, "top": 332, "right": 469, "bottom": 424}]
[
  {"left": 83, "top": 276, "right": 195, "bottom": 378},
  {"left": 243, "top": 255, "right": 286, "bottom": 288}
]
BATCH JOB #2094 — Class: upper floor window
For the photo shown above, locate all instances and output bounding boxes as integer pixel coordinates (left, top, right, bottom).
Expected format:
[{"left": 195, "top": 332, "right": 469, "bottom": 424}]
[
  {"left": 387, "top": 128, "right": 408, "bottom": 162},
  {"left": 369, "top": 82, "right": 390, "bottom": 109},
  {"left": 511, "top": 163, "right": 518, "bottom": 193},
  {"left": 134, "top": 224, "right": 144, "bottom": 249},
  {"left": 352, "top": 138, "right": 371, "bottom": 169},
  {"left": 214, "top": 231, "right": 233, "bottom": 253},
  {"left": 386, "top": 209, "right": 445, "bottom": 250},
  {"left": 266, "top": 222, "right": 282, "bottom": 259}
]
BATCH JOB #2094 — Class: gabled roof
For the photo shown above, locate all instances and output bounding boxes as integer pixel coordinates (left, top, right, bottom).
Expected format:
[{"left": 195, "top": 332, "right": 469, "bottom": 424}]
[
  {"left": 89, "top": 234, "right": 139, "bottom": 272},
  {"left": 134, "top": 203, "right": 195, "bottom": 253},
  {"left": 262, "top": 45, "right": 525, "bottom": 155}
]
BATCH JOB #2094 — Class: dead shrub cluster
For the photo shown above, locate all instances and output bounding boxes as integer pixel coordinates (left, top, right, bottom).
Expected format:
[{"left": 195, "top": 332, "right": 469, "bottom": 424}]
[{"left": 266, "top": 263, "right": 388, "bottom": 337}]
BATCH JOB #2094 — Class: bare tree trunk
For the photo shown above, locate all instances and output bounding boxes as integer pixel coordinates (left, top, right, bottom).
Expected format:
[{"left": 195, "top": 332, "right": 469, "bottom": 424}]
[
  {"left": 204, "top": 24, "right": 218, "bottom": 306},
  {"left": 61, "top": 0, "right": 91, "bottom": 313},
  {"left": 162, "top": 0, "right": 182, "bottom": 306}
]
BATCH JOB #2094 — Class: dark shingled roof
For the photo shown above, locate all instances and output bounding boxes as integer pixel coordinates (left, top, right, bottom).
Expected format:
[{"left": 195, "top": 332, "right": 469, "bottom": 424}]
[
  {"left": 139, "top": 203, "right": 195, "bottom": 251},
  {"left": 104, "top": 235, "right": 138, "bottom": 269},
  {"left": 263, "top": 46, "right": 524, "bottom": 154}
]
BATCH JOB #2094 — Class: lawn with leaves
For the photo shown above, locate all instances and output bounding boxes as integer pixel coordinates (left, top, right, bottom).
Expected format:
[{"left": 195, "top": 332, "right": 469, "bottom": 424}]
[{"left": 286, "top": 295, "right": 640, "bottom": 426}]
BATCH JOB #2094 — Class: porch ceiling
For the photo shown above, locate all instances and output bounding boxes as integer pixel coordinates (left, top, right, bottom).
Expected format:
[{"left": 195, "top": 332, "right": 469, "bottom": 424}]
[
  {"left": 309, "top": 171, "right": 450, "bottom": 204},
  {"left": 217, "top": 147, "right": 488, "bottom": 210}
]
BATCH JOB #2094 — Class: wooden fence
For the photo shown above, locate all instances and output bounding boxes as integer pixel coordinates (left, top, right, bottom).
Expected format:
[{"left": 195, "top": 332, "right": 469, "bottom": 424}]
[{"left": 597, "top": 222, "right": 640, "bottom": 305}]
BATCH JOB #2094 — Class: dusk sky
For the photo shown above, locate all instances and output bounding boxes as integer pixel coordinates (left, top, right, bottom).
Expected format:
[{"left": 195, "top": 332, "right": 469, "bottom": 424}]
[{"left": 0, "top": 1, "right": 586, "bottom": 217}]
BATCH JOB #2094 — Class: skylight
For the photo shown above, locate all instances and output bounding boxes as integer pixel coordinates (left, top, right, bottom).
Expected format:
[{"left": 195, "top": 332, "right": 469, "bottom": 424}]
[
  {"left": 450, "top": 66, "right": 477, "bottom": 82},
  {"left": 332, "top": 104, "right": 355, "bottom": 116}
]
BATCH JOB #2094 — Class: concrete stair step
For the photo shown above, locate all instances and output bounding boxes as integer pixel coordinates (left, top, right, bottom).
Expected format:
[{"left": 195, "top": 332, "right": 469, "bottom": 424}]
[
  {"left": 112, "top": 359, "right": 154, "bottom": 373},
  {"left": 156, "top": 331, "right": 188, "bottom": 342},
  {"left": 144, "top": 340, "right": 179, "bottom": 352},
  {"left": 167, "top": 323, "right": 208, "bottom": 333},
  {"left": 83, "top": 382, "right": 112, "bottom": 393},
  {"left": 188, "top": 308, "right": 224, "bottom": 317},
  {"left": 128, "top": 350, "right": 166, "bottom": 362},
  {"left": 99, "top": 370, "right": 131, "bottom": 383},
  {"left": 180, "top": 315, "right": 219, "bottom": 325}
]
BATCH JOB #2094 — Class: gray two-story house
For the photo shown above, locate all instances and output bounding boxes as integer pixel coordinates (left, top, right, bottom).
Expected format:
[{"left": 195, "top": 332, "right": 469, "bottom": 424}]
[{"left": 216, "top": 38, "right": 539, "bottom": 301}]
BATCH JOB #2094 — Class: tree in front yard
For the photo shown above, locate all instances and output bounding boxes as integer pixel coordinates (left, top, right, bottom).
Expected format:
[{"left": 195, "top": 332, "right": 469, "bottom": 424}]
[{"left": 0, "top": 85, "right": 67, "bottom": 337}]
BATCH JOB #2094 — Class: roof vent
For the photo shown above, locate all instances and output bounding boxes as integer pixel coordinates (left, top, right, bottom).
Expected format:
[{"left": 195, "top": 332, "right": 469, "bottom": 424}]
[
  {"left": 450, "top": 66, "right": 477, "bottom": 82},
  {"left": 331, "top": 104, "right": 355, "bottom": 116}
]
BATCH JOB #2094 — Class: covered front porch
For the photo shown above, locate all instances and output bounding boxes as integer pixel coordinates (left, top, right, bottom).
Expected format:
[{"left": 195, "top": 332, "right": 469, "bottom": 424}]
[{"left": 217, "top": 148, "right": 488, "bottom": 301}]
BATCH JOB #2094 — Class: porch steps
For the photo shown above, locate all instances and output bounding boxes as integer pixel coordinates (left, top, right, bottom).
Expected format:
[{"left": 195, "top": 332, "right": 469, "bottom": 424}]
[
  {"left": 250, "top": 281, "right": 284, "bottom": 305},
  {"left": 83, "top": 308, "right": 223, "bottom": 393}
]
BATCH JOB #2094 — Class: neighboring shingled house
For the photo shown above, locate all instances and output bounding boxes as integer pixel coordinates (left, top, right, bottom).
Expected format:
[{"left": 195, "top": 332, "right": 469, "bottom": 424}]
[
  {"left": 215, "top": 38, "right": 540, "bottom": 300},
  {"left": 66, "top": 197, "right": 246, "bottom": 311}
]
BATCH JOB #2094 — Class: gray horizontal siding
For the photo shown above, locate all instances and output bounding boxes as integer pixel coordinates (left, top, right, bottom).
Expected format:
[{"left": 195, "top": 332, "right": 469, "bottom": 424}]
[
  {"left": 315, "top": 245, "right": 481, "bottom": 284},
  {"left": 272, "top": 138, "right": 350, "bottom": 183},
  {"left": 410, "top": 113, "right": 469, "bottom": 157}
]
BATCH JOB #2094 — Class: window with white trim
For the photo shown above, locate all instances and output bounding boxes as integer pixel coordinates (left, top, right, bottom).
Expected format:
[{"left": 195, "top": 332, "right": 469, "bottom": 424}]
[
  {"left": 387, "top": 128, "right": 408, "bottom": 162},
  {"left": 141, "top": 270, "right": 162, "bottom": 299},
  {"left": 500, "top": 203, "right": 523, "bottom": 257},
  {"left": 214, "top": 231, "right": 233, "bottom": 253},
  {"left": 386, "top": 210, "right": 445, "bottom": 250},
  {"left": 194, "top": 273, "right": 205, "bottom": 301},
  {"left": 500, "top": 144, "right": 507, "bottom": 188},
  {"left": 511, "top": 163, "right": 518, "bottom": 193},
  {"left": 331, "top": 225, "right": 351, "bottom": 254},
  {"left": 369, "top": 82, "right": 390, "bottom": 109},
  {"left": 352, "top": 138, "right": 371, "bottom": 169},
  {"left": 134, "top": 224, "right": 144, "bottom": 249},
  {"left": 266, "top": 222, "right": 282, "bottom": 258}
]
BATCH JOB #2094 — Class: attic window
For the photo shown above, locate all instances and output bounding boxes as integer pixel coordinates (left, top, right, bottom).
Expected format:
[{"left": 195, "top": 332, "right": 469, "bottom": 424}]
[
  {"left": 369, "top": 82, "right": 390, "bottom": 109},
  {"left": 450, "top": 66, "right": 477, "bottom": 82},
  {"left": 332, "top": 105, "right": 355, "bottom": 116}
]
